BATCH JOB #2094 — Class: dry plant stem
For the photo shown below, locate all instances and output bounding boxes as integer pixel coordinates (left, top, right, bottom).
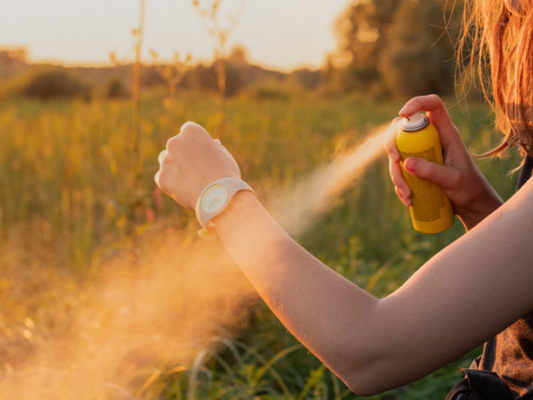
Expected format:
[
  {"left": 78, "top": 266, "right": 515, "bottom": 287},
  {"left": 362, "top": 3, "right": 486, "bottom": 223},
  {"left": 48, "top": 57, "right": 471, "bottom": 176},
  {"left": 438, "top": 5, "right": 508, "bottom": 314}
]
[
  {"left": 132, "top": 0, "right": 146, "bottom": 186},
  {"left": 192, "top": 0, "right": 247, "bottom": 129},
  {"left": 150, "top": 51, "right": 192, "bottom": 99},
  {"left": 150, "top": 51, "right": 192, "bottom": 131},
  {"left": 218, "top": 47, "right": 227, "bottom": 133},
  {"left": 129, "top": 0, "right": 146, "bottom": 255},
  {"left": 107, "top": 1, "right": 147, "bottom": 237}
]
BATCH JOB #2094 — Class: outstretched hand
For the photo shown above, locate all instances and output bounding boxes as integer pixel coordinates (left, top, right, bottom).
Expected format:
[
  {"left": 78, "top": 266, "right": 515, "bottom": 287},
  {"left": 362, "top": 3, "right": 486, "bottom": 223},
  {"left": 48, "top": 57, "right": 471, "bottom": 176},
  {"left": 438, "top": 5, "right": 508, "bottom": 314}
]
[
  {"left": 155, "top": 122, "right": 241, "bottom": 210},
  {"left": 384, "top": 95, "right": 503, "bottom": 230}
]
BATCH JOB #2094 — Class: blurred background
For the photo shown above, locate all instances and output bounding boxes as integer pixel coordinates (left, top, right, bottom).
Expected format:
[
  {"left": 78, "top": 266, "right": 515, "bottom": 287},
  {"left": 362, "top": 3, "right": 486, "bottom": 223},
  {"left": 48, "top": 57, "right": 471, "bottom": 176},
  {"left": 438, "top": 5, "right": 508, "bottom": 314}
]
[
  {"left": 1, "top": 0, "right": 464, "bottom": 101},
  {"left": 0, "top": 0, "right": 523, "bottom": 399}
]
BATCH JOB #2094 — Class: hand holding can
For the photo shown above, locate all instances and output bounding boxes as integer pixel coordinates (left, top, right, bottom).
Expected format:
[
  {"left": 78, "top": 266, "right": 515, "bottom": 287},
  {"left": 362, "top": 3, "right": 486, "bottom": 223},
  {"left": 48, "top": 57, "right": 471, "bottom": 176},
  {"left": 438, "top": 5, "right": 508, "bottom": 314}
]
[{"left": 396, "top": 112, "right": 455, "bottom": 234}]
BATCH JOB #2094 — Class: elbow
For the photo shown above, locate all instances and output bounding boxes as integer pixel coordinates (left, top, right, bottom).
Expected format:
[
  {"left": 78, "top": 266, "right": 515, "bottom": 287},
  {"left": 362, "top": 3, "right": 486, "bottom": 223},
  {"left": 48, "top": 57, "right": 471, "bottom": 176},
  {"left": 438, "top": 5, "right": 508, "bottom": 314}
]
[
  {"left": 330, "top": 303, "right": 404, "bottom": 396},
  {"left": 337, "top": 351, "right": 398, "bottom": 397},
  {"left": 339, "top": 343, "right": 423, "bottom": 396},
  {"left": 345, "top": 384, "right": 387, "bottom": 398},
  {"left": 343, "top": 372, "right": 390, "bottom": 398}
]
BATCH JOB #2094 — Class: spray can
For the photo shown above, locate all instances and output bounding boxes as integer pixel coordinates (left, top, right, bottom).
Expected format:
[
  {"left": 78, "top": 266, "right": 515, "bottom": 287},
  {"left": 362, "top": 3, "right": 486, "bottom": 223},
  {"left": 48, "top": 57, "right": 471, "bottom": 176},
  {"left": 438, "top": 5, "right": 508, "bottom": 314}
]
[{"left": 396, "top": 113, "right": 454, "bottom": 234}]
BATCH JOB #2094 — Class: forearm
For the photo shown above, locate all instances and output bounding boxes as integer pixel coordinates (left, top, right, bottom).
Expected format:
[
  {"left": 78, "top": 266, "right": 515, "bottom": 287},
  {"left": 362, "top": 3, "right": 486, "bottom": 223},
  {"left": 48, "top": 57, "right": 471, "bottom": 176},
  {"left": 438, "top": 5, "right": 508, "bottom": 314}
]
[
  {"left": 212, "top": 191, "right": 486, "bottom": 394},
  {"left": 209, "top": 182, "right": 533, "bottom": 395},
  {"left": 213, "top": 191, "right": 380, "bottom": 392}
]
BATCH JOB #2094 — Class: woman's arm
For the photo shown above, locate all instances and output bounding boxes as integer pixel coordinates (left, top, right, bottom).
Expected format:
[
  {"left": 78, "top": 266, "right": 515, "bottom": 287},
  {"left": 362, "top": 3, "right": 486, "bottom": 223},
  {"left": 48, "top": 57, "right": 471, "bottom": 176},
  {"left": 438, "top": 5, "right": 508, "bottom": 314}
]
[
  {"left": 213, "top": 184, "right": 533, "bottom": 396},
  {"left": 156, "top": 121, "right": 533, "bottom": 396}
]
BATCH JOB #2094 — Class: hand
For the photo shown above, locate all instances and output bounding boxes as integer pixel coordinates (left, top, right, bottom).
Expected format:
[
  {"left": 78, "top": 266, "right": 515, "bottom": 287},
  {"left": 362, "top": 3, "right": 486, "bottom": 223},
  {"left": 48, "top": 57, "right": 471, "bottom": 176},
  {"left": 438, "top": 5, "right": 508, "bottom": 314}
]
[
  {"left": 155, "top": 121, "right": 241, "bottom": 210},
  {"left": 384, "top": 95, "right": 503, "bottom": 231}
]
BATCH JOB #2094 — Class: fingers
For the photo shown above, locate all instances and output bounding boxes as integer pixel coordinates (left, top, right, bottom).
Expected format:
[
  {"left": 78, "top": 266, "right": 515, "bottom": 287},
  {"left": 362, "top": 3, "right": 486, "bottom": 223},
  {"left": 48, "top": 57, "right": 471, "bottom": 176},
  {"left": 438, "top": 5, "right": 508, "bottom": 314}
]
[
  {"left": 179, "top": 121, "right": 211, "bottom": 139},
  {"left": 396, "top": 186, "right": 411, "bottom": 207},
  {"left": 389, "top": 156, "right": 412, "bottom": 198},
  {"left": 398, "top": 95, "right": 459, "bottom": 147},
  {"left": 165, "top": 122, "right": 221, "bottom": 155},
  {"left": 384, "top": 117, "right": 402, "bottom": 163},
  {"left": 404, "top": 157, "right": 462, "bottom": 190},
  {"left": 175, "top": 122, "right": 223, "bottom": 149},
  {"left": 158, "top": 150, "right": 167, "bottom": 163},
  {"left": 385, "top": 118, "right": 412, "bottom": 206}
]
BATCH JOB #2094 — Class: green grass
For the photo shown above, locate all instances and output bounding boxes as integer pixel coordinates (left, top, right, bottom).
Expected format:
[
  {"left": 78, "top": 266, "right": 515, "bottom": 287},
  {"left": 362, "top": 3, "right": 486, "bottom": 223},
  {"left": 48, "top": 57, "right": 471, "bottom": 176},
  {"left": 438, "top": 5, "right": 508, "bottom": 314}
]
[{"left": 0, "top": 91, "right": 523, "bottom": 399}]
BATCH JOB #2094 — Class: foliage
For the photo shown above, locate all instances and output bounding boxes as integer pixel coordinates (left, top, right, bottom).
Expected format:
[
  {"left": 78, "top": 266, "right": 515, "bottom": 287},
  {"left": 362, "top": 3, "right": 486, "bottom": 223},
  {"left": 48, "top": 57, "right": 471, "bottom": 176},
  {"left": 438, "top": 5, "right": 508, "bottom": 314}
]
[
  {"left": 183, "top": 62, "right": 244, "bottom": 97},
  {"left": 23, "top": 67, "right": 91, "bottom": 100},
  {"left": 105, "top": 76, "right": 130, "bottom": 99},
  {"left": 332, "top": 0, "right": 464, "bottom": 98},
  {"left": 381, "top": 0, "right": 462, "bottom": 98},
  {"left": 333, "top": 0, "right": 400, "bottom": 93},
  {"left": 0, "top": 46, "right": 317, "bottom": 100},
  {"left": 0, "top": 66, "right": 92, "bottom": 100}
]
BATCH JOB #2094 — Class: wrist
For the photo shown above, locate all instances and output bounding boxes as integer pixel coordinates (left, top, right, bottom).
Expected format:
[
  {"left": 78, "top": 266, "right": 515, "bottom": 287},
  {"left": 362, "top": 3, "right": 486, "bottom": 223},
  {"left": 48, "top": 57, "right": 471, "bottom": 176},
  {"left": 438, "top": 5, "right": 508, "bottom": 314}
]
[
  {"left": 195, "top": 178, "right": 255, "bottom": 239},
  {"left": 460, "top": 195, "right": 504, "bottom": 231},
  {"left": 209, "top": 191, "right": 262, "bottom": 241}
]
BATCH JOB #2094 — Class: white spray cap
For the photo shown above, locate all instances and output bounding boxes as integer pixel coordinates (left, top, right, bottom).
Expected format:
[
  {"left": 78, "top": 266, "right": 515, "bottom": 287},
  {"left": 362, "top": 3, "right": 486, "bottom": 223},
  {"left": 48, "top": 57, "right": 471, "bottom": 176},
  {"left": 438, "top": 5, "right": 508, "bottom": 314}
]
[{"left": 400, "top": 112, "right": 429, "bottom": 132}]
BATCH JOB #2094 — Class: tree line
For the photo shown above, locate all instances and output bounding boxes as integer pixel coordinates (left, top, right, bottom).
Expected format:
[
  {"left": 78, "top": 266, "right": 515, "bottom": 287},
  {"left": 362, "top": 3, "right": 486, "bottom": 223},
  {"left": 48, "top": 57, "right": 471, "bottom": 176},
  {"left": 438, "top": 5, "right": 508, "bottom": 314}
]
[
  {"left": 0, "top": 0, "right": 465, "bottom": 101},
  {"left": 326, "top": 0, "right": 464, "bottom": 99}
]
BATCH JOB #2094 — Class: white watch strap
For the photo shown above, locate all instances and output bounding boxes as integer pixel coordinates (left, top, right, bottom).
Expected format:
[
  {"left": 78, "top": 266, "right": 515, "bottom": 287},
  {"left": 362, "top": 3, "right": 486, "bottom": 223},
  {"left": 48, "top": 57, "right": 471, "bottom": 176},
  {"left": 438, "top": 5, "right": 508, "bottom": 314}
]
[{"left": 195, "top": 178, "right": 255, "bottom": 239}]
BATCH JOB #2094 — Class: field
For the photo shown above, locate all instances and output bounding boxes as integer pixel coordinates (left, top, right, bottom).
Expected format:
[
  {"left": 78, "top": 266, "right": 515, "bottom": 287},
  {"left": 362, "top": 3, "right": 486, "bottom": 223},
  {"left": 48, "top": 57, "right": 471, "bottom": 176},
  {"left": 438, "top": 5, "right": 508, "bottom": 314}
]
[{"left": 0, "top": 92, "right": 523, "bottom": 399}]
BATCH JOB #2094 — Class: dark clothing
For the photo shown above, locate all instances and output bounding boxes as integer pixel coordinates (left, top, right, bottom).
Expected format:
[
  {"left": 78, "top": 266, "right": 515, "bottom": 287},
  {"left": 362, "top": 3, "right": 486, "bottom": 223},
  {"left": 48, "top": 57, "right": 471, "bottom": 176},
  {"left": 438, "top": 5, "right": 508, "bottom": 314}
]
[
  {"left": 476, "top": 155, "right": 533, "bottom": 399},
  {"left": 517, "top": 155, "right": 533, "bottom": 192},
  {"left": 447, "top": 155, "right": 533, "bottom": 400}
]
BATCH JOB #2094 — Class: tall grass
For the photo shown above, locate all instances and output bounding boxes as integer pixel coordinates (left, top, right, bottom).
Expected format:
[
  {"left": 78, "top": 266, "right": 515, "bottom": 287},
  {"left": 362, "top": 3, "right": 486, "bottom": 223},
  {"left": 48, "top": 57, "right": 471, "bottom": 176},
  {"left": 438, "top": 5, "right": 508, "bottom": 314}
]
[{"left": 0, "top": 92, "right": 522, "bottom": 399}]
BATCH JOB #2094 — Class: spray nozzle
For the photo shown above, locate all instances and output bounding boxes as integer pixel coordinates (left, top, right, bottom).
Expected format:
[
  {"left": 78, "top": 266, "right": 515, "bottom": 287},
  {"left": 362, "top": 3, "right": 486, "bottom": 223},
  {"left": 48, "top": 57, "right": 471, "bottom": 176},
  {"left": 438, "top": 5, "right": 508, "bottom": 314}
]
[{"left": 400, "top": 112, "right": 429, "bottom": 132}]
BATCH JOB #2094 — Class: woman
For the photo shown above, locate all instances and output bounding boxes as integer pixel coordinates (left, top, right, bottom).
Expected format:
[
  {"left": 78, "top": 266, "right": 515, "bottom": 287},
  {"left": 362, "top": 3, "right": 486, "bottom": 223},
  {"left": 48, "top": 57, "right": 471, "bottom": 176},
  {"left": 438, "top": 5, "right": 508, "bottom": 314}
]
[{"left": 154, "top": 0, "right": 533, "bottom": 398}]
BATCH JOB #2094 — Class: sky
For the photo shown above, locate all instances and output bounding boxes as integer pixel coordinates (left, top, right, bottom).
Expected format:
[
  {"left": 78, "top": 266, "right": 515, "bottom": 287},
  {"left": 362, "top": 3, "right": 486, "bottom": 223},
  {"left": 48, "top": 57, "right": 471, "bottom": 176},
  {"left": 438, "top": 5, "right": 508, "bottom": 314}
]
[{"left": 0, "top": 0, "right": 351, "bottom": 72}]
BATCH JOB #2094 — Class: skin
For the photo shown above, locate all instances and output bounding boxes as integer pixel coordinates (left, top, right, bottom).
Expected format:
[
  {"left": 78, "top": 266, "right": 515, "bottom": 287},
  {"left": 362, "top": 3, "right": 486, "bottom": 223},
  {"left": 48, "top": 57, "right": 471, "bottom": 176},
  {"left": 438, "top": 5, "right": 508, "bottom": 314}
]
[{"left": 155, "top": 98, "right": 533, "bottom": 396}]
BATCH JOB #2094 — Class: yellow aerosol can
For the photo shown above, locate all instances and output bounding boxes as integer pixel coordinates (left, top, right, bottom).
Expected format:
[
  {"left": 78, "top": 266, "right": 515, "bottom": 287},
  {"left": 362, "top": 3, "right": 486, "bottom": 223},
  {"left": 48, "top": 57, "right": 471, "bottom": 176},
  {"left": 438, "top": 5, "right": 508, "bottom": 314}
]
[{"left": 396, "top": 113, "right": 454, "bottom": 234}]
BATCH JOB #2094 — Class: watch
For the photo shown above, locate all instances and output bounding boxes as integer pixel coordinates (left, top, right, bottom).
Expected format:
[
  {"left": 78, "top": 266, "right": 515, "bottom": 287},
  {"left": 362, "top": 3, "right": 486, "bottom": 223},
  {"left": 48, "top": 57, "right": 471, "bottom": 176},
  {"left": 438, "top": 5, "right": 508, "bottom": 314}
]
[{"left": 195, "top": 177, "right": 255, "bottom": 240}]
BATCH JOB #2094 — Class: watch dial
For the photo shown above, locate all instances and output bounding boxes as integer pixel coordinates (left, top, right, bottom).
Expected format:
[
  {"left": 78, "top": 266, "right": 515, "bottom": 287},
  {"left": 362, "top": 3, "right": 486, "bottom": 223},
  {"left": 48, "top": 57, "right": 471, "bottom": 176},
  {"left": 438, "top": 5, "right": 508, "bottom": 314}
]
[{"left": 201, "top": 185, "right": 228, "bottom": 213}]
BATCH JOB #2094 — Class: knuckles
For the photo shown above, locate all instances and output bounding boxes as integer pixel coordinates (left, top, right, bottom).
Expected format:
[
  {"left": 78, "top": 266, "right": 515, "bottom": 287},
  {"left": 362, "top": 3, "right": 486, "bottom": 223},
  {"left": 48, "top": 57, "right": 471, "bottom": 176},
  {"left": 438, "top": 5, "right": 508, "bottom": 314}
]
[
  {"left": 427, "top": 94, "right": 442, "bottom": 103},
  {"left": 156, "top": 170, "right": 171, "bottom": 190},
  {"left": 422, "top": 163, "right": 437, "bottom": 180},
  {"left": 166, "top": 136, "right": 180, "bottom": 152},
  {"left": 160, "top": 156, "right": 173, "bottom": 168},
  {"left": 155, "top": 155, "right": 176, "bottom": 189},
  {"left": 180, "top": 122, "right": 197, "bottom": 137},
  {"left": 449, "top": 170, "right": 463, "bottom": 188},
  {"left": 180, "top": 121, "right": 208, "bottom": 138}
]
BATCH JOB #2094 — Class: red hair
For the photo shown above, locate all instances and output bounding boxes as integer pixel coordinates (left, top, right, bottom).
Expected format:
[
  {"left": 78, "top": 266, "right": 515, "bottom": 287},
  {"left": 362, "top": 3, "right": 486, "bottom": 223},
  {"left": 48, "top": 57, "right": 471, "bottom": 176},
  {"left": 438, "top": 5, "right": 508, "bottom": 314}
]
[{"left": 457, "top": 0, "right": 533, "bottom": 157}]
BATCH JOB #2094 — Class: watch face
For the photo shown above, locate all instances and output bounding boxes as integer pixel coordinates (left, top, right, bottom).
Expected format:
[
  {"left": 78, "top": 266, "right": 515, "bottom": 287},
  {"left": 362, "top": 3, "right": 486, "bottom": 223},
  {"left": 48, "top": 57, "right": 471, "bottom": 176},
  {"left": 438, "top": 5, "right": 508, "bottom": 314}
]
[{"left": 201, "top": 184, "right": 228, "bottom": 213}]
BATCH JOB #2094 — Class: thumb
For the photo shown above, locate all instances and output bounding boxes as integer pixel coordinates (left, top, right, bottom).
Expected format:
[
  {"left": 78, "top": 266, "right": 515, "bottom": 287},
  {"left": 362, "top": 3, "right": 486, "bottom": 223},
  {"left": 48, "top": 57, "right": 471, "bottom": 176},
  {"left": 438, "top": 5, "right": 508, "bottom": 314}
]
[{"left": 404, "top": 157, "right": 460, "bottom": 190}]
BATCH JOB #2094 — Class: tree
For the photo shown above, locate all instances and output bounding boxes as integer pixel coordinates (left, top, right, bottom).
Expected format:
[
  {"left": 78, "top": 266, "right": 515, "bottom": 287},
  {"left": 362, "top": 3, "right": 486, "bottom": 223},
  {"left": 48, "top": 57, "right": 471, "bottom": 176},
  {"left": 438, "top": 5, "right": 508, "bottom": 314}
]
[
  {"left": 332, "top": 0, "right": 463, "bottom": 98},
  {"left": 381, "top": 0, "right": 463, "bottom": 98},
  {"left": 333, "top": 0, "right": 401, "bottom": 91}
]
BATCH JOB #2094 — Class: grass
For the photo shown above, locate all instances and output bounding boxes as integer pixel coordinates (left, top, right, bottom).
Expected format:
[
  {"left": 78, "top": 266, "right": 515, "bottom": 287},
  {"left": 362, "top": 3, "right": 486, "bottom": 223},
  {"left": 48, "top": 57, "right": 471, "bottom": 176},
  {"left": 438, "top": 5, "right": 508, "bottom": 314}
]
[{"left": 0, "top": 91, "right": 523, "bottom": 399}]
